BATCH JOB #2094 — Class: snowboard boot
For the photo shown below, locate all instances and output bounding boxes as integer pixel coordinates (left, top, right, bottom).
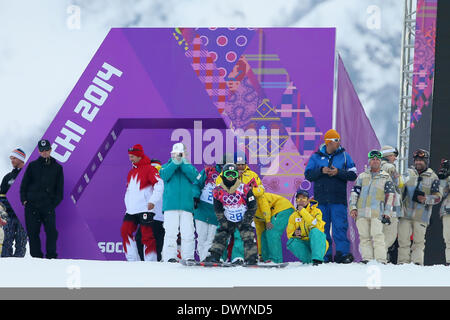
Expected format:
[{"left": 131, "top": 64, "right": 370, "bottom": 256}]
[
  {"left": 167, "top": 258, "right": 178, "bottom": 263},
  {"left": 334, "top": 252, "right": 354, "bottom": 264},
  {"left": 312, "top": 259, "right": 323, "bottom": 266},
  {"left": 204, "top": 252, "right": 221, "bottom": 263},
  {"left": 245, "top": 256, "right": 258, "bottom": 266},
  {"left": 232, "top": 257, "right": 244, "bottom": 265}
]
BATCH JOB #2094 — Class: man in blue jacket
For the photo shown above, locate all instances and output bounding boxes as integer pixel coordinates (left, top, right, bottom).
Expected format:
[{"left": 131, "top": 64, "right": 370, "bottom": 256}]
[{"left": 305, "top": 129, "right": 357, "bottom": 263}]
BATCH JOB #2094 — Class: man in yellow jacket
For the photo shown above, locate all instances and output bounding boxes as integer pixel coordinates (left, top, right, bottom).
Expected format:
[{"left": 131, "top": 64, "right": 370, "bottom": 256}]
[
  {"left": 254, "top": 192, "right": 295, "bottom": 263},
  {"left": 215, "top": 153, "right": 270, "bottom": 263},
  {"left": 286, "top": 189, "right": 328, "bottom": 265}
]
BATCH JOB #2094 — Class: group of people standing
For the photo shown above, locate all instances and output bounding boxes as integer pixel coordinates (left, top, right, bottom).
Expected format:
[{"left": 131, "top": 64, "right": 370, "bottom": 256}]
[
  {"left": 1, "top": 129, "right": 449, "bottom": 267},
  {"left": 0, "top": 140, "right": 64, "bottom": 259},
  {"left": 120, "top": 142, "right": 331, "bottom": 265},
  {"left": 120, "top": 128, "right": 450, "bottom": 266}
]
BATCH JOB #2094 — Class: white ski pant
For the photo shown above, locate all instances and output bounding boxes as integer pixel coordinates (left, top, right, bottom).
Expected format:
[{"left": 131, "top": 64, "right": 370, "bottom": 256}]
[
  {"left": 356, "top": 217, "right": 386, "bottom": 263},
  {"left": 398, "top": 218, "right": 427, "bottom": 265},
  {"left": 383, "top": 217, "right": 398, "bottom": 250},
  {"left": 195, "top": 219, "right": 217, "bottom": 261},
  {"left": 162, "top": 210, "right": 195, "bottom": 261},
  {"left": 443, "top": 215, "right": 450, "bottom": 264}
]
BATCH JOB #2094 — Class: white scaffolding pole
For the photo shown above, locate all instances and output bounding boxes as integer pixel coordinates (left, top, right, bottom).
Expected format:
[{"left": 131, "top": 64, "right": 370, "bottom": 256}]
[{"left": 397, "top": 0, "right": 417, "bottom": 175}]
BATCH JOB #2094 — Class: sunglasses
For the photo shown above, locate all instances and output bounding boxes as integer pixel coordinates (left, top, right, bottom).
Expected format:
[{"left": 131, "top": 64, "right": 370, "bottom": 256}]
[
  {"left": 368, "top": 150, "right": 382, "bottom": 159},
  {"left": 325, "top": 138, "right": 340, "bottom": 143},
  {"left": 223, "top": 170, "right": 239, "bottom": 179}
]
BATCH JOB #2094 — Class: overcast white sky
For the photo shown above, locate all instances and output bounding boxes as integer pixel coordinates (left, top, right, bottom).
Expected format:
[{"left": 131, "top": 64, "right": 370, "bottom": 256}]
[{"left": 0, "top": 0, "right": 404, "bottom": 176}]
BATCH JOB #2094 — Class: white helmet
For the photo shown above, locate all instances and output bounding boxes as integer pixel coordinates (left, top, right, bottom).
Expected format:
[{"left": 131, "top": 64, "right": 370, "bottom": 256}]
[{"left": 381, "top": 145, "right": 398, "bottom": 158}]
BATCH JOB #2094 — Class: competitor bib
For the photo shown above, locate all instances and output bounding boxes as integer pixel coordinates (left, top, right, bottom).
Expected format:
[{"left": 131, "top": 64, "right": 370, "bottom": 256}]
[{"left": 200, "top": 182, "right": 215, "bottom": 204}]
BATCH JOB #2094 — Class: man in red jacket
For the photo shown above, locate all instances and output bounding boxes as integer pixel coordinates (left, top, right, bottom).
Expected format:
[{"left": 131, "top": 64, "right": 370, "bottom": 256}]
[{"left": 121, "top": 144, "right": 164, "bottom": 261}]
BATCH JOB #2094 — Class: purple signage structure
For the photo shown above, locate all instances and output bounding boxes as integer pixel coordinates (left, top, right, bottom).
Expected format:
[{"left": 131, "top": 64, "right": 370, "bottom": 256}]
[
  {"left": 409, "top": 0, "right": 438, "bottom": 162},
  {"left": 410, "top": 0, "right": 438, "bottom": 130},
  {"left": 7, "top": 28, "right": 379, "bottom": 261}
]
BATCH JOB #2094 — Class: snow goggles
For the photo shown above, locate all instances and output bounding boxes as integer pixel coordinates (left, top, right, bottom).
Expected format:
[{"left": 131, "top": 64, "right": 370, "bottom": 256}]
[
  {"left": 325, "top": 138, "right": 340, "bottom": 143},
  {"left": 223, "top": 169, "right": 239, "bottom": 179},
  {"left": 413, "top": 149, "right": 429, "bottom": 159},
  {"left": 368, "top": 150, "right": 382, "bottom": 159}
]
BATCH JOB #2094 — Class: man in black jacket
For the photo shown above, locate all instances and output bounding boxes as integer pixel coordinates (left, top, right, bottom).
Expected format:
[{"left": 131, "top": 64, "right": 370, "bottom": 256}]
[
  {"left": 0, "top": 148, "right": 28, "bottom": 257},
  {"left": 20, "top": 140, "right": 64, "bottom": 259}
]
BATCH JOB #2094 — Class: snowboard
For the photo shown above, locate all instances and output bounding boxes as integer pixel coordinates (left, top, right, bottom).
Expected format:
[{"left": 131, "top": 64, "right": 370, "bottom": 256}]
[
  {"left": 180, "top": 259, "right": 235, "bottom": 268},
  {"left": 242, "top": 262, "right": 289, "bottom": 269}
]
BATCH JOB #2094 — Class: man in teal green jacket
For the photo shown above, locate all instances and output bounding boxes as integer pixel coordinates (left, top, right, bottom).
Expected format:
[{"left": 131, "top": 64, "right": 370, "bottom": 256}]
[
  {"left": 160, "top": 143, "right": 199, "bottom": 263},
  {"left": 192, "top": 164, "right": 222, "bottom": 261}
]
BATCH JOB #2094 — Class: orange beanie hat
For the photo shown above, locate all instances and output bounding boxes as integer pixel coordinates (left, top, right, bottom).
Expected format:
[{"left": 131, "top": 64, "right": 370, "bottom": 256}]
[{"left": 324, "top": 129, "right": 340, "bottom": 145}]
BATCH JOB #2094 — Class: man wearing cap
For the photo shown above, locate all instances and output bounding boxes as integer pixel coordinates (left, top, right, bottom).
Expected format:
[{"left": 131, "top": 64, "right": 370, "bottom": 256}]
[
  {"left": 305, "top": 129, "right": 357, "bottom": 263},
  {"left": 286, "top": 188, "right": 328, "bottom": 265},
  {"left": 160, "top": 143, "right": 199, "bottom": 262},
  {"left": 215, "top": 152, "right": 270, "bottom": 264},
  {"left": 135, "top": 158, "right": 166, "bottom": 262},
  {"left": 204, "top": 163, "right": 258, "bottom": 265},
  {"left": 398, "top": 149, "right": 441, "bottom": 265},
  {"left": 20, "top": 139, "right": 64, "bottom": 259},
  {"left": 121, "top": 145, "right": 163, "bottom": 261},
  {"left": 0, "top": 148, "right": 28, "bottom": 257},
  {"left": 380, "top": 145, "right": 403, "bottom": 263},
  {"left": 349, "top": 150, "right": 396, "bottom": 264}
]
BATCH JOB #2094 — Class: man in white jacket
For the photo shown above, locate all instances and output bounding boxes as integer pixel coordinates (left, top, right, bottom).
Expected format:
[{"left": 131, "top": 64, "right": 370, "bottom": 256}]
[{"left": 121, "top": 144, "right": 164, "bottom": 261}]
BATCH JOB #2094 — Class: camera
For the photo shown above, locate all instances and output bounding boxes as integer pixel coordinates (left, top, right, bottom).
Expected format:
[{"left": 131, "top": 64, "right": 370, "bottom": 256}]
[
  {"left": 412, "top": 189, "right": 426, "bottom": 204},
  {"left": 381, "top": 215, "right": 391, "bottom": 225}
]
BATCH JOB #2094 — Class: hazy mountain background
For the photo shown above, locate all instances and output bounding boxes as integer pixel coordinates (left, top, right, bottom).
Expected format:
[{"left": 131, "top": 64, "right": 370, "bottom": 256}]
[{"left": 0, "top": 0, "right": 404, "bottom": 176}]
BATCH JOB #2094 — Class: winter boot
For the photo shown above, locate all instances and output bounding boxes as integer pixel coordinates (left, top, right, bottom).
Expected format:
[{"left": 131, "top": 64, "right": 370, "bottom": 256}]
[
  {"left": 334, "top": 252, "right": 354, "bottom": 264},
  {"left": 312, "top": 259, "right": 323, "bottom": 266},
  {"left": 204, "top": 252, "right": 221, "bottom": 263},
  {"left": 232, "top": 257, "right": 244, "bottom": 265},
  {"left": 245, "top": 256, "right": 258, "bottom": 266}
]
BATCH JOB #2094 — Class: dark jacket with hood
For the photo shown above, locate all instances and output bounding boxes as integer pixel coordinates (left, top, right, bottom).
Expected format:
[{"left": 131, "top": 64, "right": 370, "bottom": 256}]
[
  {"left": 305, "top": 145, "right": 357, "bottom": 205},
  {"left": 20, "top": 156, "right": 64, "bottom": 210}
]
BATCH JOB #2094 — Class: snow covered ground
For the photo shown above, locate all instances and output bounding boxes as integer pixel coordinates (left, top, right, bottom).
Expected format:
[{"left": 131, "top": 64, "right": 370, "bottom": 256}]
[{"left": 1, "top": 253, "right": 449, "bottom": 289}]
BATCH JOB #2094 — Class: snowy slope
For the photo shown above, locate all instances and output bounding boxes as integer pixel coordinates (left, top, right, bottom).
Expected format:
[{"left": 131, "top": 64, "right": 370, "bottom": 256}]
[
  {"left": 1, "top": 255, "right": 448, "bottom": 288},
  {"left": 0, "top": 0, "right": 403, "bottom": 176}
]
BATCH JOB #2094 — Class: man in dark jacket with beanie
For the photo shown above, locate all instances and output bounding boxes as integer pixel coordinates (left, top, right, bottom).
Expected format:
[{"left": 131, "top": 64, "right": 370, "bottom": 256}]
[{"left": 20, "top": 139, "right": 64, "bottom": 259}]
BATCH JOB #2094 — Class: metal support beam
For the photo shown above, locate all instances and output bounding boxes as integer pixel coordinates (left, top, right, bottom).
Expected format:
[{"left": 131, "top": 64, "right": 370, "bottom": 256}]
[{"left": 397, "top": 0, "right": 417, "bottom": 175}]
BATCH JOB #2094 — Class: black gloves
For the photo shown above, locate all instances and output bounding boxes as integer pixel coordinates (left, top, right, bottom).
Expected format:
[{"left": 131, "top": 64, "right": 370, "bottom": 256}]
[{"left": 194, "top": 197, "right": 200, "bottom": 209}]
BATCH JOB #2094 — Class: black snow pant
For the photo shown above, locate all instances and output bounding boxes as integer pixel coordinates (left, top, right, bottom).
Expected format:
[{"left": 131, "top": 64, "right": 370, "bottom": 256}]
[
  {"left": 24, "top": 203, "right": 58, "bottom": 259},
  {"left": 136, "top": 220, "right": 165, "bottom": 261}
]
